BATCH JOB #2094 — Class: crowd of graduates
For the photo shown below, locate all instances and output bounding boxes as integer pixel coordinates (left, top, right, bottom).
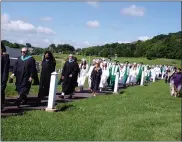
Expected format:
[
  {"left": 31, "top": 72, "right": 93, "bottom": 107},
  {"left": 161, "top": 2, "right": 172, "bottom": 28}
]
[{"left": 72, "top": 57, "right": 182, "bottom": 97}]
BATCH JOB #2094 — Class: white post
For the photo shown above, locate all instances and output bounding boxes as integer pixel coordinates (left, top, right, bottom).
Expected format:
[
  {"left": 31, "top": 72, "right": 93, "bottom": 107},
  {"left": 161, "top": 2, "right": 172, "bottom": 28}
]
[
  {"left": 140, "top": 71, "right": 145, "bottom": 86},
  {"left": 113, "top": 72, "right": 119, "bottom": 93},
  {"left": 45, "top": 71, "right": 59, "bottom": 112}
]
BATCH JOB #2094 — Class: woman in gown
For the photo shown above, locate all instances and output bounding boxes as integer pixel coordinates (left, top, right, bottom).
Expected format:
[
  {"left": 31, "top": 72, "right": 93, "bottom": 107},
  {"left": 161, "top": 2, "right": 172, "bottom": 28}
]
[
  {"left": 99, "top": 61, "right": 109, "bottom": 91},
  {"left": 37, "top": 51, "right": 56, "bottom": 105},
  {"left": 77, "top": 59, "right": 89, "bottom": 92},
  {"left": 91, "top": 60, "right": 102, "bottom": 96}
]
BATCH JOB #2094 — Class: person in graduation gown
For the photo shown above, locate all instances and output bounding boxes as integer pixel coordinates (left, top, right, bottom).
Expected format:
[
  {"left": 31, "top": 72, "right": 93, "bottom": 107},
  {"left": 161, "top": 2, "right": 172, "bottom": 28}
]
[
  {"left": 73, "top": 57, "right": 80, "bottom": 92},
  {"left": 136, "top": 62, "right": 144, "bottom": 85},
  {"left": 170, "top": 68, "right": 182, "bottom": 97},
  {"left": 165, "top": 67, "right": 170, "bottom": 83},
  {"left": 36, "top": 51, "right": 56, "bottom": 105},
  {"left": 155, "top": 65, "right": 161, "bottom": 80},
  {"left": 146, "top": 66, "right": 152, "bottom": 83},
  {"left": 118, "top": 64, "right": 124, "bottom": 86},
  {"left": 1, "top": 43, "right": 10, "bottom": 110},
  {"left": 126, "top": 64, "right": 132, "bottom": 86},
  {"left": 122, "top": 61, "right": 129, "bottom": 88},
  {"left": 77, "top": 59, "right": 89, "bottom": 92},
  {"left": 99, "top": 61, "right": 109, "bottom": 91},
  {"left": 91, "top": 60, "right": 102, "bottom": 96},
  {"left": 108, "top": 60, "right": 120, "bottom": 91},
  {"left": 150, "top": 66, "right": 157, "bottom": 81},
  {"left": 59, "top": 54, "right": 78, "bottom": 99},
  {"left": 87, "top": 59, "right": 96, "bottom": 90},
  {"left": 130, "top": 63, "right": 138, "bottom": 85},
  {"left": 10, "top": 47, "right": 38, "bottom": 107}
]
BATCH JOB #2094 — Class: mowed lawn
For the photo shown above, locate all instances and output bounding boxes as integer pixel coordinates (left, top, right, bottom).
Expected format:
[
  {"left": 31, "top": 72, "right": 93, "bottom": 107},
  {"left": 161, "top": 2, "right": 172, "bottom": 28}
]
[{"left": 2, "top": 81, "right": 181, "bottom": 141}]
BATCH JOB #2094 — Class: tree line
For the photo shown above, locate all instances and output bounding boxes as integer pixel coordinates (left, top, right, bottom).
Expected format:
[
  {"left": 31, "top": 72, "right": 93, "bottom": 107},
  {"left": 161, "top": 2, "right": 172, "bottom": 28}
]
[{"left": 1, "top": 31, "right": 181, "bottom": 59}]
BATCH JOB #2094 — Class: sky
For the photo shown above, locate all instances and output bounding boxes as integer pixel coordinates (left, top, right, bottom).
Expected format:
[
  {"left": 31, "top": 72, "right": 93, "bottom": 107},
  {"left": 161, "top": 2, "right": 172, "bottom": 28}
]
[{"left": 1, "top": 2, "right": 181, "bottom": 48}]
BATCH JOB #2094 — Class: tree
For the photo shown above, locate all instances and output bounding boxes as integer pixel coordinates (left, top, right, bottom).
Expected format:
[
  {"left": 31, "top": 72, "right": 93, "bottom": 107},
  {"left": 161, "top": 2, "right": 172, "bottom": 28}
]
[
  {"left": 13, "top": 43, "right": 20, "bottom": 48},
  {"left": 48, "top": 44, "right": 56, "bottom": 53},
  {"left": 1, "top": 30, "right": 181, "bottom": 59}
]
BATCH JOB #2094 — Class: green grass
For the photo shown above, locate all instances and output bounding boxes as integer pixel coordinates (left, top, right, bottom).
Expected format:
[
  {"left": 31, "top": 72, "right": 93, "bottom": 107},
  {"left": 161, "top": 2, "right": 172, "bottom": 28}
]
[{"left": 2, "top": 81, "right": 181, "bottom": 141}]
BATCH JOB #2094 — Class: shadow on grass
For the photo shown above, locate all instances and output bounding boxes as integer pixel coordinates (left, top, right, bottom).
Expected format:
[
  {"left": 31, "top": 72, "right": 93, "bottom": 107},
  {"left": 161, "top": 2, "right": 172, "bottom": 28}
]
[
  {"left": 56, "top": 104, "right": 75, "bottom": 112},
  {"left": 119, "top": 90, "right": 125, "bottom": 94}
]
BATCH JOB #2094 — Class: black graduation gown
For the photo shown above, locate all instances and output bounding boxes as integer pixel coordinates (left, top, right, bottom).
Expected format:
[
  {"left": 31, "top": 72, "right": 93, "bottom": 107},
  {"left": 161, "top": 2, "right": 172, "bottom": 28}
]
[
  {"left": 61, "top": 61, "right": 78, "bottom": 95},
  {"left": 1, "top": 54, "right": 10, "bottom": 103},
  {"left": 13, "top": 56, "right": 37, "bottom": 96},
  {"left": 38, "top": 60, "right": 56, "bottom": 98},
  {"left": 91, "top": 67, "right": 102, "bottom": 92}
]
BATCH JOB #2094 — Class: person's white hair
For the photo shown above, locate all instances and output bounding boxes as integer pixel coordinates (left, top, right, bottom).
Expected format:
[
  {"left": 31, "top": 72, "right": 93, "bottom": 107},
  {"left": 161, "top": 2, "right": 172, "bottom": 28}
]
[{"left": 21, "top": 47, "right": 28, "bottom": 51}]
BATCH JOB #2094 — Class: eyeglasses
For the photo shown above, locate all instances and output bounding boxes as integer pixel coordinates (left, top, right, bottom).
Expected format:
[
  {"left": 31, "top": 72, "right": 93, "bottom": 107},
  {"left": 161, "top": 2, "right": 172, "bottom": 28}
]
[{"left": 21, "top": 51, "right": 26, "bottom": 53}]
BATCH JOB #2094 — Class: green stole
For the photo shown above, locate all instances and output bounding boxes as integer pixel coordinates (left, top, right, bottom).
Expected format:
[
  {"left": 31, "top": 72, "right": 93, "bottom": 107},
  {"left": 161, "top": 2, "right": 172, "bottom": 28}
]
[
  {"left": 146, "top": 70, "right": 151, "bottom": 81},
  {"left": 123, "top": 66, "right": 129, "bottom": 84},
  {"left": 109, "top": 65, "right": 119, "bottom": 86},
  {"left": 21, "top": 55, "right": 32, "bottom": 61},
  {"left": 136, "top": 66, "right": 142, "bottom": 82}
]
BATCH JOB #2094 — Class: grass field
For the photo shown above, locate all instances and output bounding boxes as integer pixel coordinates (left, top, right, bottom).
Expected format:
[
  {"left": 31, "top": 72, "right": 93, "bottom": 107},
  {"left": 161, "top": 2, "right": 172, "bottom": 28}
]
[{"left": 2, "top": 81, "right": 181, "bottom": 141}]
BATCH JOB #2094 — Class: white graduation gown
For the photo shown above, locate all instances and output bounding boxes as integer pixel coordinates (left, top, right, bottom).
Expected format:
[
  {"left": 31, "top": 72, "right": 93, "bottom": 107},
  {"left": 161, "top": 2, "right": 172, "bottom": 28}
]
[
  {"left": 130, "top": 68, "right": 138, "bottom": 83},
  {"left": 87, "top": 65, "right": 95, "bottom": 88},
  {"left": 99, "top": 67, "right": 109, "bottom": 88},
  {"left": 77, "top": 64, "right": 89, "bottom": 87}
]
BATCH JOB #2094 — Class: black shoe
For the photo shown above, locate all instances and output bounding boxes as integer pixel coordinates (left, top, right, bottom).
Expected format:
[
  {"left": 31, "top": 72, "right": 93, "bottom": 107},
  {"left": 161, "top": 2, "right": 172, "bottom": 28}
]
[
  {"left": 59, "top": 95, "right": 64, "bottom": 99},
  {"left": 68, "top": 95, "right": 72, "bottom": 99},
  {"left": 21, "top": 99, "right": 28, "bottom": 105},
  {"left": 15, "top": 100, "right": 21, "bottom": 108}
]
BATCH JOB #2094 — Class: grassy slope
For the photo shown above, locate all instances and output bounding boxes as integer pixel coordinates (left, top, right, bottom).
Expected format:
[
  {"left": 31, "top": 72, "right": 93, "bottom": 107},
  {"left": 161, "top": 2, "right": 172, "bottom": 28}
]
[{"left": 2, "top": 81, "right": 181, "bottom": 141}]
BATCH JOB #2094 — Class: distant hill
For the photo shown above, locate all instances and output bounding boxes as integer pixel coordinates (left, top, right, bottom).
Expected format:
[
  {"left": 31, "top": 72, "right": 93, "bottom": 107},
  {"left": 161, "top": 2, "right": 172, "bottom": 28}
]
[
  {"left": 1, "top": 31, "right": 181, "bottom": 59},
  {"left": 81, "top": 31, "right": 182, "bottom": 60}
]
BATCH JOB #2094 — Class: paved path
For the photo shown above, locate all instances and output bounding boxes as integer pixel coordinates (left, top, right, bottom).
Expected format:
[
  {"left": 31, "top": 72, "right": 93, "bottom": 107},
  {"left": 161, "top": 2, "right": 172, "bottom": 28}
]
[{"left": 1, "top": 90, "right": 113, "bottom": 117}]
